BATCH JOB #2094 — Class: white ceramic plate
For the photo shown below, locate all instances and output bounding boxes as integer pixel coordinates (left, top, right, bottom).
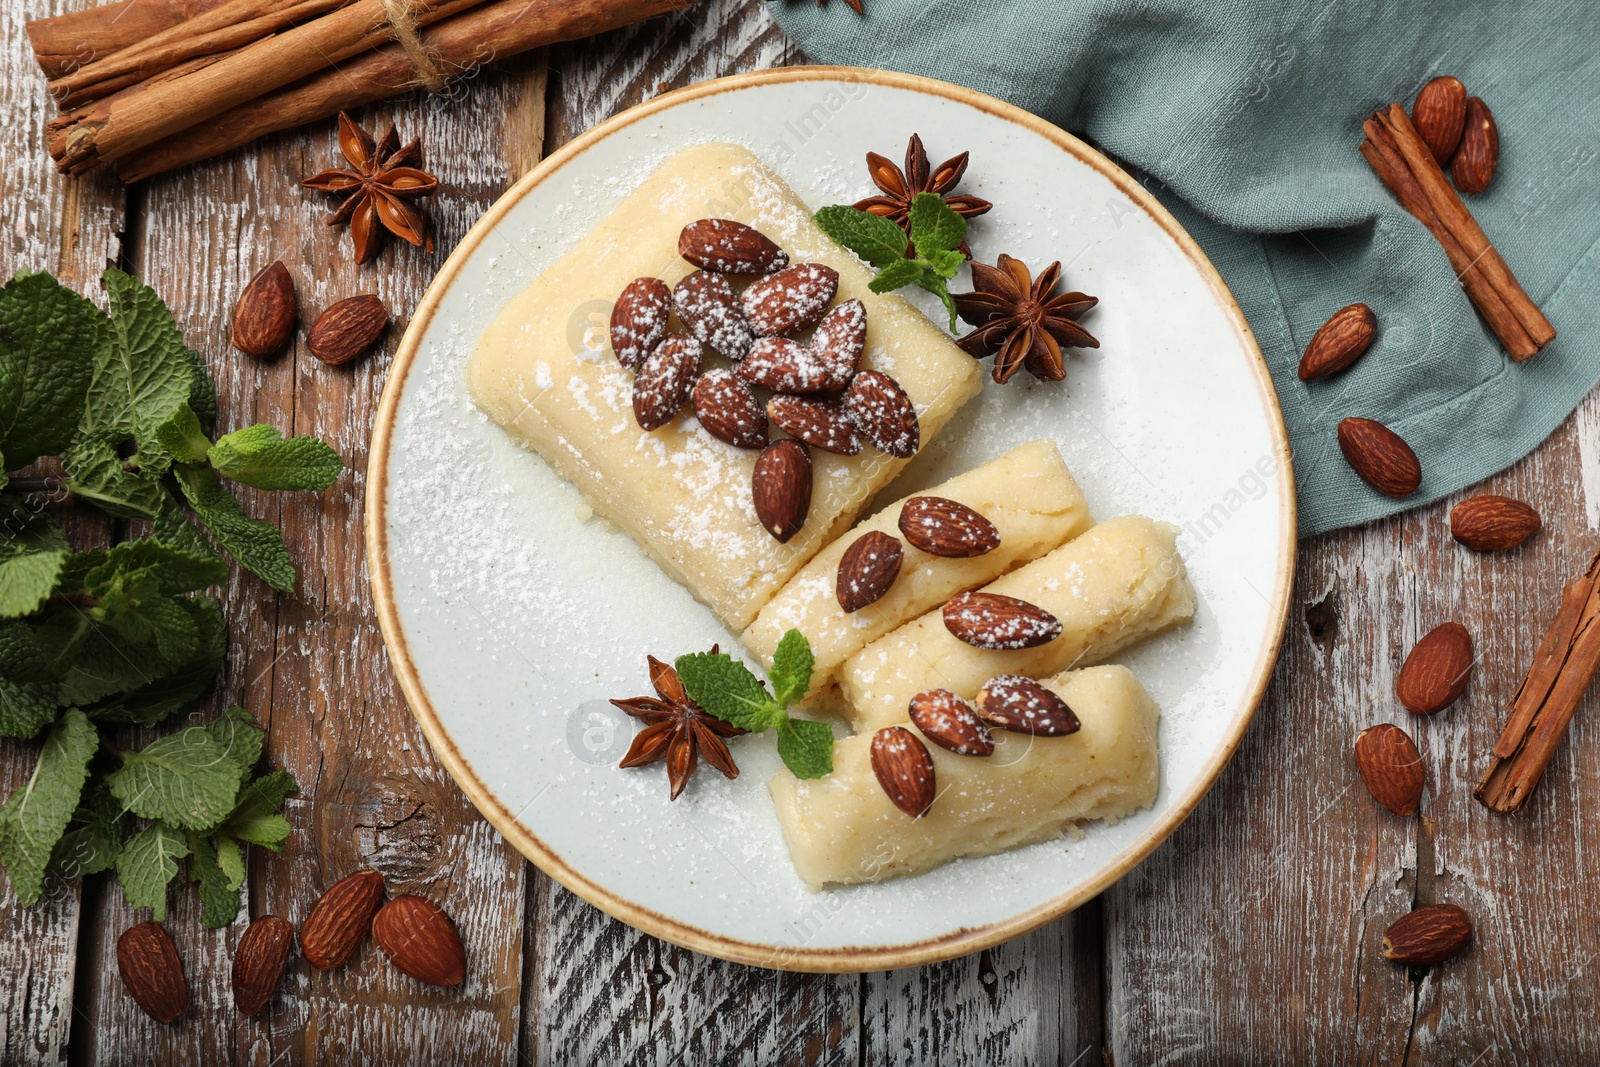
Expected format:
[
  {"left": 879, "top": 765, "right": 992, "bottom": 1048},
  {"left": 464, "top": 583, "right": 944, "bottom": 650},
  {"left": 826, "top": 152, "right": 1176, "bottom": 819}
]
[{"left": 368, "top": 68, "right": 1295, "bottom": 971}]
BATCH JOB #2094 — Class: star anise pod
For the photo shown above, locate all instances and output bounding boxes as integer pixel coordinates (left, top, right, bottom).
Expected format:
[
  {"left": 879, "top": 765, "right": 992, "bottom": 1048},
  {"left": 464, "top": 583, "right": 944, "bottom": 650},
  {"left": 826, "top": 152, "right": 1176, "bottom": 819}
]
[
  {"left": 818, "top": 0, "right": 864, "bottom": 11},
  {"left": 612, "top": 655, "right": 746, "bottom": 801},
  {"left": 854, "top": 133, "right": 992, "bottom": 256},
  {"left": 302, "top": 111, "right": 438, "bottom": 265},
  {"left": 953, "top": 254, "right": 1100, "bottom": 384}
]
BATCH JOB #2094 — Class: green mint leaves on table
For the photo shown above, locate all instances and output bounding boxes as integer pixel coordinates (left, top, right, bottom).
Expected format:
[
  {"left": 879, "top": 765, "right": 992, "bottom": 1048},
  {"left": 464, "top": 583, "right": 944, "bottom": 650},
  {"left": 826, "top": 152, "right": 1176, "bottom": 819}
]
[
  {"left": 813, "top": 192, "right": 968, "bottom": 331},
  {"left": 674, "top": 629, "right": 834, "bottom": 780},
  {"left": 0, "top": 267, "right": 329, "bottom": 925}
]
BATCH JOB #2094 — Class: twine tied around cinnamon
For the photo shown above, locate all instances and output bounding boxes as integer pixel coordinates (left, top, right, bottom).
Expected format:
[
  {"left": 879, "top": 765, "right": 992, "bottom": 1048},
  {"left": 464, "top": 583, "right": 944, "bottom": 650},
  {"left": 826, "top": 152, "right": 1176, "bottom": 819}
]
[{"left": 379, "top": 0, "right": 446, "bottom": 91}]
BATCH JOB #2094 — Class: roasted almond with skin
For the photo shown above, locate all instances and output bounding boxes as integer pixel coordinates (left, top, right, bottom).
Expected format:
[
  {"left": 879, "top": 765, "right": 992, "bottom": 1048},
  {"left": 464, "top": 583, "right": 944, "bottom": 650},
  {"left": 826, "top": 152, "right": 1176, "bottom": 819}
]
[
  {"left": 1411, "top": 75, "right": 1467, "bottom": 166},
  {"left": 737, "top": 336, "right": 841, "bottom": 395},
  {"left": 768, "top": 394, "right": 862, "bottom": 455},
  {"left": 836, "top": 530, "right": 903, "bottom": 612},
  {"left": 1382, "top": 904, "right": 1473, "bottom": 965},
  {"left": 976, "top": 674, "right": 1081, "bottom": 736},
  {"left": 231, "top": 261, "right": 296, "bottom": 359},
  {"left": 372, "top": 895, "right": 467, "bottom": 986},
  {"left": 841, "top": 369, "right": 919, "bottom": 458},
  {"left": 1337, "top": 417, "right": 1421, "bottom": 498},
  {"left": 1450, "top": 494, "right": 1540, "bottom": 551},
  {"left": 898, "top": 495, "right": 1001, "bottom": 558},
  {"left": 117, "top": 922, "right": 188, "bottom": 1024},
  {"left": 300, "top": 869, "right": 385, "bottom": 970},
  {"left": 1452, "top": 96, "right": 1499, "bottom": 195},
  {"left": 908, "top": 688, "right": 994, "bottom": 756},
  {"left": 673, "top": 271, "right": 756, "bottom": 359},
  {"left": 632, "top": 335, "right": 701, "bottom": 431},
  {"left": 692, "top": 369, "right": 767, "bottom": 449},
  {"left": 1298, "top": 303, "right": 1377, "bottom": 381},
  {"left": 943, "top": 592, "right": 1063, "bottom": 650},
  {"left": 678, "top": 218, "right": 789, "bottom": 274},
  {"left": 752, "top": 438, "right": 812, "bottom": 543},
  {"left": 809, "top": 299, "right": 867, "bottom": 377},
  {"left": 870, "top": 726, "right": 936, "bottom": 817},
  {"left": 609, "top": 276, "right": 672, "bottom": 370},
  {"left": 307, "top": 294, "right": 387, "bottom": 365},
  {"left": 1354, "top": 723, "right": 1425, "bottom": 816},
  {"left": 232, "top": 915, "right": 295, "bottom": 1017},
  {"left": 1396, "top": 621, "right": 1474, "bottom": 715},
  {"left": 740, "top": 262, "right": 839, "bottom": 336}
]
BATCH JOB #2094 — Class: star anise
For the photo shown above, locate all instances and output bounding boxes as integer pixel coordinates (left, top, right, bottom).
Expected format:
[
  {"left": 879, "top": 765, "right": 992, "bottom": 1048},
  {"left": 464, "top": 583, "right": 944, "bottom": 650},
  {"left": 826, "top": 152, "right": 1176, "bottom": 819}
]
[
  {"left": 854, "top": 133, "right": 992, "bottom": 256},
  {"left": 302, "top": 111, "right": 438, "bottom": 265},
  {"left": 612, "top": 655, "right": 746, "bottom": 800},
  {"left": 953, "top": 254, "right": 1100, "bottom": 384}
]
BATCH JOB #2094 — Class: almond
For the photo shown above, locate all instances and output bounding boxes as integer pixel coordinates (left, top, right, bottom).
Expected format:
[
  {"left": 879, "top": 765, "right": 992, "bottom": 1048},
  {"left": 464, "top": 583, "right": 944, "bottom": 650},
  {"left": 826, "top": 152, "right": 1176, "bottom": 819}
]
[
  {"left": 908, "top": 688, "right": 994, "bottom": 756},
  {"left": 1353, "top": 723, "right": 1425, "bottom": 816},
  {"left": 739, "top": 262, "right": 839, "bottom": 336},
  {"left": 898, "top": 495, "right": 1001, "bottom": 558},
  {"left": 836, "top": 530, "right": 903, "bottom": 612},
  {"left": 1450, "top": 494, "right": 1540, "bottom": 551},
  {"left": 117, "top": 921, "right": 188, "bottom": 1024},
  {"left": 307, "top": 294, "right": 387, "bottom": 365},
  {"left": 1411, "top": 75, "right": 1467, "bottom": 166},
  {"left": 300, "top": 869, "right": 385, "bottom": 970},
  {"left": 609, "top": 276, "right": 672, "bottom": 370},
  {"left": 1382, "top": 903, "right": 1473, "bottom": 965},
  {"left": 231, "top": 261, "right": 296, "bottom": 359},
  {"left": 841, "top": 369, "right": 919, "bottom": 459},
  {"left": 1298, "top": 303, "right": 1377, "bottom": 381},
  {"left": 809, "top": 299, "right": 867, "bottom": 378},
  {"left": 737, "top": 336, "right": 839, "bottom": 395},
  {"left": 943, "top": 592, "right": 1063, "bottom": 650},
  {"left": 1452, "top": 96, "right": 1499, "bottom": 195},
  {"left": 632, "top": 335, "right": 701, "bottom": 431},
  {"left": 975, "top": 674, "right": 1081, "bottom": 736},
  {"left": 692, "top": 369, "right": 767, "bottom": 449},
  {"left": 767, "top": 394, "right": 862, "bottom": 455},
  {"left": 232, "top": 915, "right": 295, "bottom": 1017},
  {"left": 678, "top": 218, "right": 789, "bottom": 274},
  {"left": 371, "top": 895, "right": 467, "bottom": 986},
  {"left": 673, "top": 271, "right": 756, "bottom": 358},
  {"left": 870, "top": 726, "right": 936, "bottom": 817},
  {"left": 1337, "top": 417, "right": 1421, "bottom": 498},
  {"left": 752, "top": 438, "right": 812, "bottom": 543},
  {"left": 1396, "top": 621, "right": 1474, "bottom": 715}
]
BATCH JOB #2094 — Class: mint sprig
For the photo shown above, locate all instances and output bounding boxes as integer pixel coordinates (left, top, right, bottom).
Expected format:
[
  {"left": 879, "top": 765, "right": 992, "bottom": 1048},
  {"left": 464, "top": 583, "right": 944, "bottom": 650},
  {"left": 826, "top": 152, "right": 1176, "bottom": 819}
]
[
  {"left": 813, "top": 192, "right": 968, "bottom": 330},
  {"left": 674, "top": 629, "right": 833, "bottom": 779}
]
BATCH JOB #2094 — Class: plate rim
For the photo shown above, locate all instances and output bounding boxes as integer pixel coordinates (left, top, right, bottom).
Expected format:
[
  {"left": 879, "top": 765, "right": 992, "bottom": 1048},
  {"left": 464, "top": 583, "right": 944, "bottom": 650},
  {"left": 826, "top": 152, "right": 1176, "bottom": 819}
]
[{"left": 365, "top": 64, "right": 1298, "bottom": 972}]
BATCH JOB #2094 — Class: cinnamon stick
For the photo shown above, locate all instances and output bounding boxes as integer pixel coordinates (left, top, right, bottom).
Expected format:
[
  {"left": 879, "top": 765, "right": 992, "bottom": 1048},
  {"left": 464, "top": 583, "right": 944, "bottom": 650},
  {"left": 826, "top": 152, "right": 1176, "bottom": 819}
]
[
  {"left": 113, "top": 0, "right": 696, "bottom": 182},
  {"left": 1361, "top": 104, "right": 1555, "bottom": 362},
  {"left": 26, "top": 0, "right": 229, "bottom": 79},
  {"left": 1475, "top": 544, "right": 1600, "bottom": 813}
]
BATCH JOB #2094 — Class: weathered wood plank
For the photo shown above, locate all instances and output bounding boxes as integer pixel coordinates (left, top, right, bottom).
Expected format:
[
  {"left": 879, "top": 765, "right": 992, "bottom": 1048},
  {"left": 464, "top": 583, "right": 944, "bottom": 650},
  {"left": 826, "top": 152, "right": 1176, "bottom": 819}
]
[
  {"left": 1106, "top": 395, "right": 1600, "bottom": 1062},
  {"left": 0, "top": 0, "right": 124, "bottom": 1062}
]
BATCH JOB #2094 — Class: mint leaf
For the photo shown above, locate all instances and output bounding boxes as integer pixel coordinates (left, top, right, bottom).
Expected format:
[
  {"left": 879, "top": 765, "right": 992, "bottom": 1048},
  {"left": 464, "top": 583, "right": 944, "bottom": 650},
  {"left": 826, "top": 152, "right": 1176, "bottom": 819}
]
[
  {"left": 0, "top": 708, "right": 96, "bottom": 905},
  {"left": 62, "top": 433, "right": 167, "bottom": 521},
  {"left": 0, "top": 548, "right": 67, "bottom": 618},
  {"left": 187, "top": 831, "right": 241, "bottom": 928},
  {"left": 32, "top": 609, "right": 151, "bottom": 704},
  {"left": 868, "top": 259, "right": 925, "bottom": 294},
  {"left": 907, "top": 192, "right": 967, "bottom": 257},
  {"left": 152, "top": 492, "right": 222, "bottom": 562},
  {"left": 82, "top": 270, "right": 195, "bottom": 471},
  {"left": 81, "top": 539, "right": 228, "bottom": 598},
  {"left": 673, "top": 651, "right": 784, "bottom": 732},
  {"left": 176, "top": 465, "right": 295, "bottom": 592},
  {"left": 769, "top": 629, "right": 814, "bottom": 708},
  {"left": 115, "top": 820, "right": 187, "bottom": 920},
  {"left": 107, "top": 726, "right": 246, "bottom": 831},
  {"left": 914, "top": 272, "right": 961, "bottom": 332},
  {"left": 206, "top": 707, "right": 263, "bottom": 775},
  {"left": 222, "top": 769, "right": 296, "bottom": 850},
  {"left": 924, "top": 248, "right": 965, "bottom": 280},
  {"left": 0, "top": 271, "right": 99, "bottom": 468},
  {"left": 0, "top": 675, "right": 60, "bottom": 739},
  {"left": 813, "top": 206, "right": 910, "bottom": 268},
  {"left": 214, "top": 833, "right": 244, "bottom": 889},
  {"left": 776, "top": 717, "right": 834, "bottom": 779},
  {"left": 153, "top": 405, "right": 210, "bottom": 465},
  {"left": 51, "top": 782, "right": 123, "bottom": 877},
  {"left": 208, "top": 424, "right": 343, "bottom": 491},
  {"left": 85, "top": 596, "right": 223, "bottom": 726}
]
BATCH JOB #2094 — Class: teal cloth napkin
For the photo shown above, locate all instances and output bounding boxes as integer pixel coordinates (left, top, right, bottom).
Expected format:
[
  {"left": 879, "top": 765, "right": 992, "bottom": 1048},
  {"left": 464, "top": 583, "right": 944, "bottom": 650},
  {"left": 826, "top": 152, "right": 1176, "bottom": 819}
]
[{"left": 768, "top": 0, "right": 1600, "bottom": 536}]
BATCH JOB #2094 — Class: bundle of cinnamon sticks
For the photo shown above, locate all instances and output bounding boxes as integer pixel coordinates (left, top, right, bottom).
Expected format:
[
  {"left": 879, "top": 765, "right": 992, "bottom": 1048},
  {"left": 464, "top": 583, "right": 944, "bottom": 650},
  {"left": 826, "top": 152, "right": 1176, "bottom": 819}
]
[
  {"left": 1361, "top": 103, "right": 1555, "bottom": 362},
  {"left": 26, "top": 0, "right": 698, "bottom": 182}
]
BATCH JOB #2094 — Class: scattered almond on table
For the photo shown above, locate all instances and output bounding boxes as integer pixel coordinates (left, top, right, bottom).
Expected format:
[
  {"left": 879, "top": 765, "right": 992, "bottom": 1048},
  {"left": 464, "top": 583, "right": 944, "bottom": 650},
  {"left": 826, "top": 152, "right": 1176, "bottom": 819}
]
[
  {"left": 1353, "top": 723, "right": 1425, "bottom": 817},
  {"left": 1383, "top": 903, "right": 1474, "bottom": 965},
  {"left": 1396, "top": 621, "right": 1474, "bottom": 716}
]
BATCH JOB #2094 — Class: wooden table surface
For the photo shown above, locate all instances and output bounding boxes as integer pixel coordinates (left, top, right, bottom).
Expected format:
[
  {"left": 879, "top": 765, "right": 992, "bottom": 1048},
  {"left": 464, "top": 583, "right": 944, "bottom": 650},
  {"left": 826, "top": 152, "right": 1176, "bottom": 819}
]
[{"left": 4, "top": 2, "right": 1599, "bottom": 1063}]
